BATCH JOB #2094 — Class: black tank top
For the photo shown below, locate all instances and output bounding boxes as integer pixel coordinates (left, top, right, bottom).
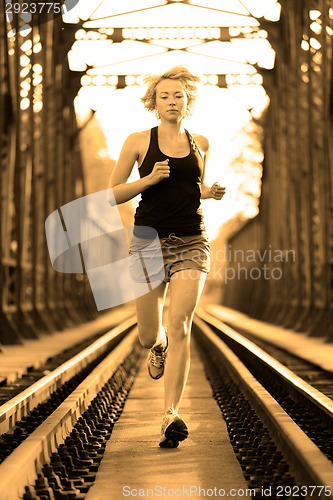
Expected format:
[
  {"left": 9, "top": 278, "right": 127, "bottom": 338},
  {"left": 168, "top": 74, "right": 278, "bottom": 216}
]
[{"left": 134, "top": 127, "right": 205, "bottom": 238}]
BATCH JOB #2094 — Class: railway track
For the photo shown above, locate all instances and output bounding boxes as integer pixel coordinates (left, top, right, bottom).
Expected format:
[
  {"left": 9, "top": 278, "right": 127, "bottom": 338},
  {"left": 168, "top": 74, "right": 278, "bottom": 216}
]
[
  {"left": 0, "top": 316, "right": 142, "bottom": 499},
  {"left": 195, "top": 307, "right": 333, "bottom": 499},
  {"left": 0, "top": 312, "right": 332, "bottom": 499}
]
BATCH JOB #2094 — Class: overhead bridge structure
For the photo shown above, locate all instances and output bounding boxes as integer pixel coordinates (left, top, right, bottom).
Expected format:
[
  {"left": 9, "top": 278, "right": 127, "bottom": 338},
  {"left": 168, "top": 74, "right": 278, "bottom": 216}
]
[{"left": 1, "top": 0, "right": 332, "bottom": 343}]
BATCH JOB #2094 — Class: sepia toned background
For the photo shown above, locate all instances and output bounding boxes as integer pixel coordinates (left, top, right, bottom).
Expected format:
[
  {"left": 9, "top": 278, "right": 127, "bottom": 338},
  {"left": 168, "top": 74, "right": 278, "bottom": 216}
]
[{"left": 1, "top": 0, "right": 332, "bottom": 343}]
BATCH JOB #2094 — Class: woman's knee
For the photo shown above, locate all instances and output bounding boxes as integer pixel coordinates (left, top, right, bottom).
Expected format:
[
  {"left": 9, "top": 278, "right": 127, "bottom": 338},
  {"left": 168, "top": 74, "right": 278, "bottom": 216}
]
[{"left": 168, "top": 314, "right": 192, "bottom": 341}]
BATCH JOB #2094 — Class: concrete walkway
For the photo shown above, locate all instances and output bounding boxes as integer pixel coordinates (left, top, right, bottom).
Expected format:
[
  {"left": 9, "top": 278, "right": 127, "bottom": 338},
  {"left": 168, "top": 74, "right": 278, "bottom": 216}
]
[
  {"left": 86, "top": 342, "right": 248, "bottom": 500},
  {"left": 0, "top": 306, "right": 135, "bottom": 383}
]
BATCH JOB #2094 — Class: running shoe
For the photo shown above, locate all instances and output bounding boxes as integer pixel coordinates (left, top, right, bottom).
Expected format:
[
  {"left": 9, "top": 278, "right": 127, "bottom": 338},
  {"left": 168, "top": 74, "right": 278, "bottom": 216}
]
[
  {"left": 159, "top": 407, "right": 188, "bottom": 448},
  {"left": 147, "top": 334, "right": 168, "bottom": 380}
]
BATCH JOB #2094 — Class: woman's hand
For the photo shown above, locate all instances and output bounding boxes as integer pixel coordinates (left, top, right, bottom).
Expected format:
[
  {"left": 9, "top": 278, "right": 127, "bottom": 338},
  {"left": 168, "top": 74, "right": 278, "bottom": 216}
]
[
  {"left": 210, "top": 182, "right": 226, "bottom": 200},
  {"left": 148, "top": 159, "right": 170, "bottom": 185}
]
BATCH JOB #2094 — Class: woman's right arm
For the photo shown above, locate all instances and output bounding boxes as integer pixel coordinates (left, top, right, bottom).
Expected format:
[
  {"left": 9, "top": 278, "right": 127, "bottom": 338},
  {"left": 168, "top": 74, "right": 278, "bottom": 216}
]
[{"left": 108, "top": 133, "right": 170, "bottom": 205}]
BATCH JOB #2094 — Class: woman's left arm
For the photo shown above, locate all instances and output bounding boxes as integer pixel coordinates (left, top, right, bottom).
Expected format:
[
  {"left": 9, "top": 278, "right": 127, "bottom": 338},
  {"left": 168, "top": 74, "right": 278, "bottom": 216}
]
[
  {"left": 196, "top": 135, "right": 226, "bottom": 200},
  {"left": 201, "top": 182, "right": 226, "bottom": 200}
]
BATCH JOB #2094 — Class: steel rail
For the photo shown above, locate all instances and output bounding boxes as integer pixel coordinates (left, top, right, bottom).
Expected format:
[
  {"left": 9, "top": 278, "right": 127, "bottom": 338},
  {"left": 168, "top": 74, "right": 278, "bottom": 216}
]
[
  {"left": 0, "top": 315, "right": 136, "bottom": 435},
  {"left": 193, "top": 315, "right": 333, "bottom": 496},
  {"left": 0, "top": 326, "right": 138, "bottom": 500},
  {"left": 196, "top": 308, "right": 333, "bottom": 420}
]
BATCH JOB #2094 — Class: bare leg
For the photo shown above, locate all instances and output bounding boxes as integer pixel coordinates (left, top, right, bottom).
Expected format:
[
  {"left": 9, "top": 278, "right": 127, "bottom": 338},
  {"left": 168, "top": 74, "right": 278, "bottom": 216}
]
[
  {"left": 164, "top": 269, "right": 207, "bottom": 412},
  {"left": 135, "top": 281, "right": 168, "bottom": 349}
]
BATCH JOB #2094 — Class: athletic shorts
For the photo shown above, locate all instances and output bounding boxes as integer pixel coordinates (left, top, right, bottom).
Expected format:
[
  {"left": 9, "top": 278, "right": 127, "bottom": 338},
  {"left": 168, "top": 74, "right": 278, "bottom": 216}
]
[{"left": 129, "top": 232, "right": 211, "bottom": 284}]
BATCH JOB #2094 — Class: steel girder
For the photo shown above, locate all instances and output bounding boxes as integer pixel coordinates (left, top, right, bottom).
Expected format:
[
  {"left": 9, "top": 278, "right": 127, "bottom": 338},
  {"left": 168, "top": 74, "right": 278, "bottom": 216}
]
[
  {"left": 0, "top": 8, "right": 96, "bottom": 344},
  {"left": 224, "top": 0, "right": 333, "bottom": 340}
]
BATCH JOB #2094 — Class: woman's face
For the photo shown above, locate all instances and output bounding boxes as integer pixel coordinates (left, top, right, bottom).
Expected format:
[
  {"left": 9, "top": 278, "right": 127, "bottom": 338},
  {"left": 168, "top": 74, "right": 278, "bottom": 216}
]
[{"left": 155, "top": 79, "right": 188, "bottom": 122}]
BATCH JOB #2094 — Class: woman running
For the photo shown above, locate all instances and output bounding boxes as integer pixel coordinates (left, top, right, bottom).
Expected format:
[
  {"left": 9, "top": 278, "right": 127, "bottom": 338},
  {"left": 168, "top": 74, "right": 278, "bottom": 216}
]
[{"left": 109, "top": 66, "right": 225, "bottom": 448}]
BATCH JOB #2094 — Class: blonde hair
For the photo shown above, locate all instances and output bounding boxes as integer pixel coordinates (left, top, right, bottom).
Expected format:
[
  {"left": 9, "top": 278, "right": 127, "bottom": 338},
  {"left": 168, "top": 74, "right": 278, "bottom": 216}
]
[{"left": 141, "top": 66, "right": 200, "bottom": 116}]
